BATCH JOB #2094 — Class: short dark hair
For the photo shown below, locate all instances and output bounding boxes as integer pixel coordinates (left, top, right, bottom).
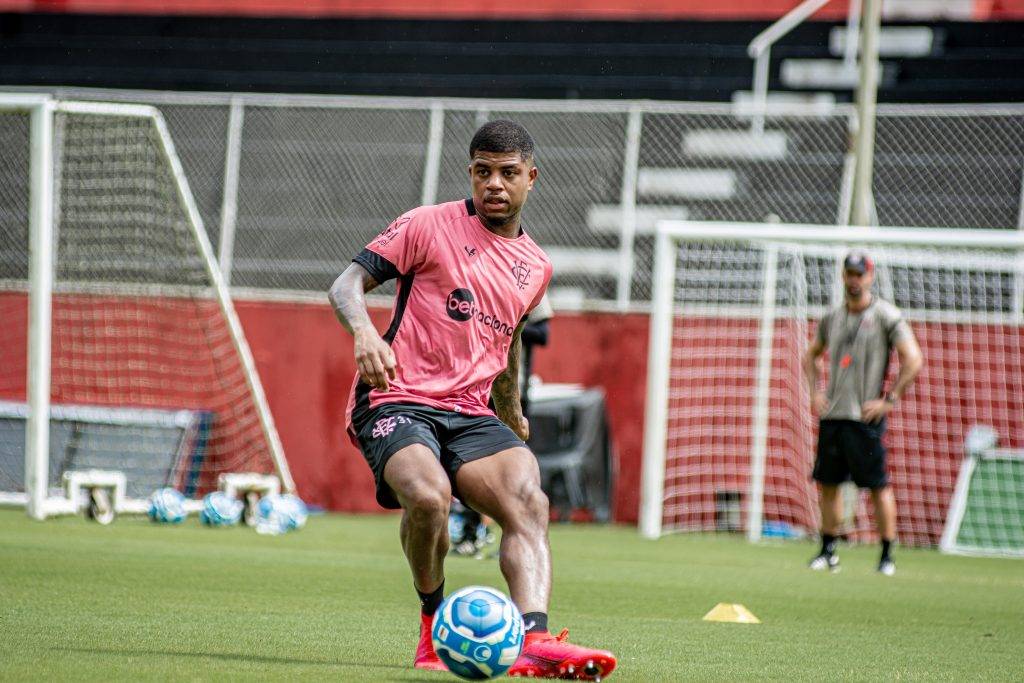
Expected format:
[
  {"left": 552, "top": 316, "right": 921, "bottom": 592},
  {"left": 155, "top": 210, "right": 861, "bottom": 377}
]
[{"left": 469, "top": 120, "right": 535, "bottom": 162}]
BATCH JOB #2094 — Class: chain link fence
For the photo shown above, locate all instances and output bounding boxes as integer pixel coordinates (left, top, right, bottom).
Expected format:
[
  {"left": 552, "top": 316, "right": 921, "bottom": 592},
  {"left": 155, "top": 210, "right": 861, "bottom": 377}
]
[{"left": 2, "top": 89, "right": 1023, "bottom": 307}]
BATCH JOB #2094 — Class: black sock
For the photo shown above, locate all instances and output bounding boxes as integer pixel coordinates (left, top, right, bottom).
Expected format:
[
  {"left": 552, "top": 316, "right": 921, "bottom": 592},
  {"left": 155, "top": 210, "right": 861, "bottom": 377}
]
[
  {"left": 881, "top": 539, "right": 893, "bottom": 561},
  {"left": 522, "top": 611, "right": 548, "bottom": 634},
  {"left": 821, "top": 533, "right": 837, "bottom": 556},
  {"left": 417, "top": 581, "right": 445, "bottom": 617}
]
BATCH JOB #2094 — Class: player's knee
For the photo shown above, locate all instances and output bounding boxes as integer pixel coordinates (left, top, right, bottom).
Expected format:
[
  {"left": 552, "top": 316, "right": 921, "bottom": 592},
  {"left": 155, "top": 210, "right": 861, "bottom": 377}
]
[{"left": 402, "top": 483, "right": 452, "bottom": 525}]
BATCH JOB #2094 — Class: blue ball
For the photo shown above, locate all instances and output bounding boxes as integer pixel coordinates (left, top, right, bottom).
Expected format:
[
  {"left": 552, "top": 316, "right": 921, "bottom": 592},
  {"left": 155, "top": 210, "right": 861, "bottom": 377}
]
[
  {"left": 255, "top": 494, "right": 308, "bottom": 534},
  {"left": 200, "top": 491, "right": 243, "bottom": 526},
  {"left": 432, "top": 586, "right": 524, "bottom": 680},
  {"left": 148, "top": 487, "right": 187, "bottom": 524}
]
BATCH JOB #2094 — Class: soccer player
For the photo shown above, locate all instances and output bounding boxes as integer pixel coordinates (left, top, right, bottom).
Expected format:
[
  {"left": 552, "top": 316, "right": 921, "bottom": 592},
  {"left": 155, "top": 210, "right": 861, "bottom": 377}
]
[
  {"left": 329, "top": 120, "right": 617, "bottom": 680},
  {"left": 803, "top": 250, "right": 923, "bottom": 576}
]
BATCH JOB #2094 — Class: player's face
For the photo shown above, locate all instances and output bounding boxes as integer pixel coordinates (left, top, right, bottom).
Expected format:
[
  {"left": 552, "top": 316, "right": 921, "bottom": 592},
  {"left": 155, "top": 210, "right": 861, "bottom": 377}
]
[
  {"left": 469, "top": 151, "right": 538, "bottom": 230},
  {"left": 843, "top": 268, "right": 873, "bottom": 298}
]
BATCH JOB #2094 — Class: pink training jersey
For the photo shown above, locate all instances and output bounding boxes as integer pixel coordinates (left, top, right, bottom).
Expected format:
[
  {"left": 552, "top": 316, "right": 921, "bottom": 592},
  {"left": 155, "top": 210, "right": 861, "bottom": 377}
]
[{"left": 345, "top": 199, "right": 552, "bottom": 436}]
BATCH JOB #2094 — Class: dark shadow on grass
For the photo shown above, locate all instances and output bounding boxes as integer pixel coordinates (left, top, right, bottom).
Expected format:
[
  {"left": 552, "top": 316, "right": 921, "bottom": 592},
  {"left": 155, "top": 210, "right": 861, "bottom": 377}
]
[{"left": 55, "top": 645, "right": 411, "bottom": 672}]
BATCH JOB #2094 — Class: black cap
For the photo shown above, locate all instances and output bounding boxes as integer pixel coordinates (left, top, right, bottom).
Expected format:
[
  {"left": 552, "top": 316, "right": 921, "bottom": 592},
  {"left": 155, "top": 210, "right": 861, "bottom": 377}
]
[{"left": 843, "top": 249, "right": 874, "bottom": 274}]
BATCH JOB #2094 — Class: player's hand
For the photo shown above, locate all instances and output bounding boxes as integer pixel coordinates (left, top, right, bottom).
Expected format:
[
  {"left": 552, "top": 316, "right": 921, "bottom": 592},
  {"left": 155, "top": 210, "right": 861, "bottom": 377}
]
[
  {"left": 513, "top": 415, "right": 529, "bottom": 442},
  {"left": 811, "top": 391, "right": 829, "bottom": 416},
  {"left": 502, "top": 413, "right": 529, "bottom": 442},
  {"left": 861, "top": 398, "right": 891, "bottom": 424},
  {"left": 353, "top": 326, "right": 396, "bottom": 391}
]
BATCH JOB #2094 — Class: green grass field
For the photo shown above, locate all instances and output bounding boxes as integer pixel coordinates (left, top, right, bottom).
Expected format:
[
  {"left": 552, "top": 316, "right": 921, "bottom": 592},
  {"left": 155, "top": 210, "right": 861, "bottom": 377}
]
[{"left": 1, "top": 508, "right": 1022, "bottom": 681}]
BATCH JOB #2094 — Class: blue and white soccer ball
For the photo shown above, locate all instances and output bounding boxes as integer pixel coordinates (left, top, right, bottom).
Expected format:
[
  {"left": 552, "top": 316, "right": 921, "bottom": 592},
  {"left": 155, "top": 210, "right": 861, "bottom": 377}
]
[
  {"left": 200, "top": 491, "right": 244, "bottom": 527},
  {"left": 431, "top": 586, "right": 525, "bottom": 680},
  {"left": 148, "top": 487, "right": 187, "bottom": 524},
  {"left": 255, "top": 493, "right": 308, "bottom": 535}
]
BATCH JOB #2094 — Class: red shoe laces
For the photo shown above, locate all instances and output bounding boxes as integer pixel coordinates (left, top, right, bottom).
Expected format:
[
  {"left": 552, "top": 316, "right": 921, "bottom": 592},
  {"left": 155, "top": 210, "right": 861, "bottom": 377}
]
[{"left": 531, "top": 628, "right": 570, "bottom": 644}]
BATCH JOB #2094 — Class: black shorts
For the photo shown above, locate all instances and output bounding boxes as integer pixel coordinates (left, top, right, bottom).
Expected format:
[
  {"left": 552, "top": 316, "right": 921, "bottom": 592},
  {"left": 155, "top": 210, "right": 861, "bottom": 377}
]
[
  {"left": 813, "top": 419, "right": 889, "bottom": 489},
  {"left": 351, "top": 401, "right": 526, "bottom": 510}
]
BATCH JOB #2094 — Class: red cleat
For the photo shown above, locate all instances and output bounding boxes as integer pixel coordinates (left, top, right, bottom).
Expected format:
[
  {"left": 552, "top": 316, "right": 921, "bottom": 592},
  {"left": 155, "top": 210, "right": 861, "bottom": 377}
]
[
  {"left": 414, "top": 613, "right": 448, "bottom": 672},
  {"left": 507, "top": 628, "right": 617, "bottom": 680}
]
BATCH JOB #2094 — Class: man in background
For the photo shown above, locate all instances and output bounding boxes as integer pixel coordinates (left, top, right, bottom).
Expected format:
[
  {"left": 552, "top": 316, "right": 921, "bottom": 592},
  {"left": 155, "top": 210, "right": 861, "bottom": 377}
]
[{"left": 804, "top": 250, "right": 923, "bottom": 576}]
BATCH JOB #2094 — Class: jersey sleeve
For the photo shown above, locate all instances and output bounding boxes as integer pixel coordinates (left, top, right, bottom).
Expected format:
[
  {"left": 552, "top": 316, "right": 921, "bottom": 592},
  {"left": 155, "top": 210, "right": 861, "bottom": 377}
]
[
  {"left": 352, "top": 211, "right": 429, "bottom": 283},
  {"left": 882, "top": 305, "right": 912, "bottom": 346},
  {"left": 525, "top": 262, "right": 554, "bottom": 317}
]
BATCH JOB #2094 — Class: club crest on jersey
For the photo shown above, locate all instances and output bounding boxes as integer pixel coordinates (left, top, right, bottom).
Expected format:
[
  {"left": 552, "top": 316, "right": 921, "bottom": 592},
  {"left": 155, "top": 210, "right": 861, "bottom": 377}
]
[
  {"left": 372, "top": 417, "right": 397, "bottom": 438},
  {"left": 511, "top": 260, "right": 531, "bottom": 290}
]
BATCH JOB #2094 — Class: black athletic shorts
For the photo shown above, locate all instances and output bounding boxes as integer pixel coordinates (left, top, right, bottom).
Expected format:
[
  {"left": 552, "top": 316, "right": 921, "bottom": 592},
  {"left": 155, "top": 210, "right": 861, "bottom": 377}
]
[
  {"left": 813, "top": 419, "right": 889, "bottom": 489},
  {"left": 351, "top": 401, "right": 526, "bottom": 510}
]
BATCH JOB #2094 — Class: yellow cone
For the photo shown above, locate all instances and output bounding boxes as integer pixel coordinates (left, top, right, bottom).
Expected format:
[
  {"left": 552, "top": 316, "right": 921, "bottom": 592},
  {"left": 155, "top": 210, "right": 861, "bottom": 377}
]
[{"left": 702, "top": 603, "right": 761, "bottom": 624}]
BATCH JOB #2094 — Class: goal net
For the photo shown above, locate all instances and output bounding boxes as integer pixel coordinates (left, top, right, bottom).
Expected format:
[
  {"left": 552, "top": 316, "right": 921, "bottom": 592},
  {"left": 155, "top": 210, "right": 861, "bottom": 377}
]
[
  {"left": 0, "top": 96, "right": 294, "bottom": 518},
  {"left": 940, "top": 426, "right": 1024, "bottom": 557},
  {"left": 641, "top": 221, "right": 1024, "bottom": 552}
]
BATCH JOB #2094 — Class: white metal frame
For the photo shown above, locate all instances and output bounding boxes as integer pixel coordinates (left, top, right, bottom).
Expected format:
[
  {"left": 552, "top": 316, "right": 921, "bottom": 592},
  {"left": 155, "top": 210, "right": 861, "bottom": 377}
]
[
  {"left": 940, "top": 448, "right": 1024, "bottom": 559},
  {"left": 747, "top": 0, "right": 834, "bottom": 135},
  {"left": 640, "top": 220, "right": 1024, "bottom": 540},
  {"left": 0, "top": 95, "right": 296, "bottom": 518}
]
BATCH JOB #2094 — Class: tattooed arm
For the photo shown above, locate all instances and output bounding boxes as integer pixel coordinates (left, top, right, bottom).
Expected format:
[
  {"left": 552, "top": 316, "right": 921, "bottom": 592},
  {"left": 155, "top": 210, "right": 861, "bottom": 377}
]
[
  {"left": 328, "top": 262, "right": 396, "bottom": 391},
  {"left": 493, "top": 320, "right": 528, "bottom": 441}
]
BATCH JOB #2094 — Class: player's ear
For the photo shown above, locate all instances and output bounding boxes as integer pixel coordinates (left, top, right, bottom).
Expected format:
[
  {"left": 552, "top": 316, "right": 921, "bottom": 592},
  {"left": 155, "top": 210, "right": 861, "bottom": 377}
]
[{"left": 527, "top": 164, "right": 538, "bottom": 189}]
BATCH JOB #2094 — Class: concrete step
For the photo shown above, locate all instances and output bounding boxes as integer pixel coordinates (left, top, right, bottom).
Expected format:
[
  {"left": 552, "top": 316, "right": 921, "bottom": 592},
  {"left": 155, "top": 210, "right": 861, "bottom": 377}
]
[
  {"left": 780, "top": 59, "right": 898, "bottom": 90},
  {"left": 882, "top": 0, "right": 973, "bottom": 20},
  {"left": 731, "top": 91, "right": 837, "bottom": 118},
  {"left": 683, "top": 130, "right": 788, "bottom": 161},
  {"left": 545, "top": 246, "right": 620, "bottom": 278},
  {"left": 586, "top": 204, "right": 690, "bottom": 235},
  {"left": 638, "top": 168, "right": 737, "bottom": 200},
  {"left": 829, "top": 26, "right": 941, "bottom": 58}
]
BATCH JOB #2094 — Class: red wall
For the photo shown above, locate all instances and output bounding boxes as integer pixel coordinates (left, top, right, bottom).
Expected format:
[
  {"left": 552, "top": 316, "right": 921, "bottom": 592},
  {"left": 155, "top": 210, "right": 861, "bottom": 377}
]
[
  {"left": 233, "top": 299, "right": 650, "bottom": 521},
  {"left": 3, "top": 290, "right": 1022, "bottom": 544},
  {"left": 4, "top": 0, "right": 1024, "bottom": 20}
]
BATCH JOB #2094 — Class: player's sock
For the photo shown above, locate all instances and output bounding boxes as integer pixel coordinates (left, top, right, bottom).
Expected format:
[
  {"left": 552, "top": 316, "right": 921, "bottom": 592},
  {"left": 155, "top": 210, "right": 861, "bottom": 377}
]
[
  {"left": 821, "top": 533, "right": 838, "bottom": 556},
  {"left": 521, "top": 611, "right": 548, "bottom": 634},
  {"left": 417, "top": 580, "right": 445, "bottom": 617},
  {"left": 881, "top": 539, "right": 893, "bottom": 561}
]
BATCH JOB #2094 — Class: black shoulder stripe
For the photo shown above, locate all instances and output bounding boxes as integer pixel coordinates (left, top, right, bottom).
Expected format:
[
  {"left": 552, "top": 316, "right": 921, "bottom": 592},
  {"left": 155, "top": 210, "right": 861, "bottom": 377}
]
[
  {"left": 383, "top": 272, "right": 416, "bottom": 344},
  {"left": 465, "top": 198, "right": 475, "bottom": 216},
  {"left": 353, "top": 248, "right": 400, "bottom": 284}
]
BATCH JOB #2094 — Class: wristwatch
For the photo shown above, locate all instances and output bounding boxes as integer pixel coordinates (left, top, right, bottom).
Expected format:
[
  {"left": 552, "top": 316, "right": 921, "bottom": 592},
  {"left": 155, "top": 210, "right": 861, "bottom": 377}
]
[{"left": 884, "top": 392, "right": 898, "bottom": 404}]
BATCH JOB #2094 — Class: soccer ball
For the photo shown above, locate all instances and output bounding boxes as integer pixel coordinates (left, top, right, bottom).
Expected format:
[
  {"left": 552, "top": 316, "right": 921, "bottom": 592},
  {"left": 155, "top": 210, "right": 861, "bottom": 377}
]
[
  {"left": 148, "top": 487, "right": 187, "bottom": 524},
  {"left": 255, "top": 493, "right": 308, "bottom": 534},
  {"left": 200, "top": 491, "right": 244, "bottom": 526},
  {"left": 431, "top": 586, "right": 525, "bottom": 680}
]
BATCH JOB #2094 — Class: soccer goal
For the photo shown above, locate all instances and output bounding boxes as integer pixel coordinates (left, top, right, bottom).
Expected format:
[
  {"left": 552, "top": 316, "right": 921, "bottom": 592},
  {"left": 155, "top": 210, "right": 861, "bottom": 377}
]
[
  {"left": 640, "top": 221, "right": 1024, "bottom": 549},
  {"left": 939, "top": 425, "right": 1024, "bottom": 557},
  {"left": 0, "top": 95, "right": 294, "bottom": 519}
]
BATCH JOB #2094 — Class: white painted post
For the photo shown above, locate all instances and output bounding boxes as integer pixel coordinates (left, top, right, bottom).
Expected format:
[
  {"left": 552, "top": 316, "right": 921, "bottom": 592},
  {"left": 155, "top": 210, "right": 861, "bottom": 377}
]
[
  {"left": 751, "top": 49, "right": 770, "bottom": 136},
  {"left": 420, "top": 102, "right": 445, "bottom": 207},
  {"left": 1013, "top": 158, "right": 1024, "bottom": 322},
  {"left": 25, "top": 98, "right": 55, "bottom": 520},
  {"left": 615, "top": 106, "right": 643, "bottom": 309},
  {"left": 843, "top": 0, "right": 863, "bottom": 69},
  {"left": 218, "top": 97, "right": 245, "bottom": 285},
  {"left": 851, "top": 0, "right": 882, "bottom": 226},
  {"left": 747, "top": 245, "right": 778, "bottom": 543},
  {"left": 639, "top": 228, "right": 676, "bottom": 539}
]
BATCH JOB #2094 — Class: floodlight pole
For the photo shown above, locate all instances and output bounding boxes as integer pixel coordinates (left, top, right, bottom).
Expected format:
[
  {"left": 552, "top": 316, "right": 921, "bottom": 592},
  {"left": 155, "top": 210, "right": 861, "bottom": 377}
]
[{"left": 850, "top": 0, "right": 882, "bottom": 226}]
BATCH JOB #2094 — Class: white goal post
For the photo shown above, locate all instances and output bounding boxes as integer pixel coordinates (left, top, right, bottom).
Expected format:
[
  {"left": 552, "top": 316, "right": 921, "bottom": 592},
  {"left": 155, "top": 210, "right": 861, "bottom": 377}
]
[
  {"left": 641, "top": 221, "right": 1024, "bottom": 545},
  {"left": 0, "top": 95, "right": 294, "bottom": 519}
]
